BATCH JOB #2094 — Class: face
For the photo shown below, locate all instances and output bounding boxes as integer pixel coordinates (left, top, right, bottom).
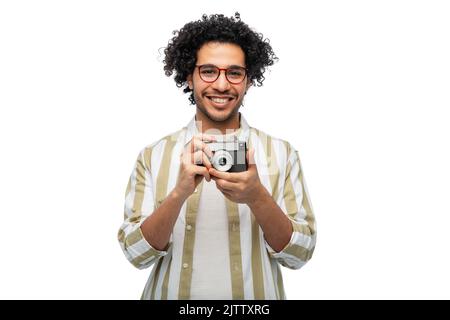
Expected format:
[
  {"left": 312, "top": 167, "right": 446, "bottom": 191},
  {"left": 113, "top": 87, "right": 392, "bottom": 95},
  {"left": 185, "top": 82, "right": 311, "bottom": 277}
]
[{"left": 187, "top": 42, "right": 251, "bottom": 124}]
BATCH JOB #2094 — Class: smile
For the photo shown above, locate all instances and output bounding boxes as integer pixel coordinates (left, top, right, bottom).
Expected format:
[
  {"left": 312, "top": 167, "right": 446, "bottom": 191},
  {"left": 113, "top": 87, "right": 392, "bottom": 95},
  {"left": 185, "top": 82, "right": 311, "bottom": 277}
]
[{"left": 206, "top": 96, "right": 234, "bottom": 106}]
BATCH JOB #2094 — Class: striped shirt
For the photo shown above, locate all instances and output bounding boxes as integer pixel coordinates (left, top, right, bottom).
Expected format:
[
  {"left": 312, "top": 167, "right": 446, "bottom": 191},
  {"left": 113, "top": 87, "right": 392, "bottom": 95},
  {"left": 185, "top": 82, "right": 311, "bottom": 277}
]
[{"left": 118, "top": 113, "right": 317, "bottom": 300}]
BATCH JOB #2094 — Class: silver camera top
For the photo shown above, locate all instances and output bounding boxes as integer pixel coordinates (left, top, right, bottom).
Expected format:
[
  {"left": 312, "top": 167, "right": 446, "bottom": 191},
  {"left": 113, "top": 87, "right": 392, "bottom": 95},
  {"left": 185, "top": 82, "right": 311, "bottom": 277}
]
[{"left": 206, "top": 135, "right": 241, "bottom": 152}]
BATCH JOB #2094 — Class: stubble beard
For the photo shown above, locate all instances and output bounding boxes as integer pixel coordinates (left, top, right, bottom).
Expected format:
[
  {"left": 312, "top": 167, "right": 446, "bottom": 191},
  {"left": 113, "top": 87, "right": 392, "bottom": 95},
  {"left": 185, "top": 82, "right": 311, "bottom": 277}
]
[{"left": 193, "top": 91, "right": 245, "bottom": 123}]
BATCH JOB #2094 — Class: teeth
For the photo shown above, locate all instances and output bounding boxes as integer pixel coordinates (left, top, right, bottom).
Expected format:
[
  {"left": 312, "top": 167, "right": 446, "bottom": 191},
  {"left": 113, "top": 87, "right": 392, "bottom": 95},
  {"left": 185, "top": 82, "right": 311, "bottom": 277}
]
[
  {"left": 212, "top": 98, "right": 227, "bottom": 103},
  {"left": 210, "top": 97, "right": 230, "bottom": 103}
]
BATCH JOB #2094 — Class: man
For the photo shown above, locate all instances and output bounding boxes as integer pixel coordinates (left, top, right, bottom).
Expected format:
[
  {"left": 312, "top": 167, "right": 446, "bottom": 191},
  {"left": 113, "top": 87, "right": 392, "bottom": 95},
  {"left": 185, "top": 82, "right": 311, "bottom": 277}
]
[{"left": 118, "top": 13, "right": 316, "bottom": 300}]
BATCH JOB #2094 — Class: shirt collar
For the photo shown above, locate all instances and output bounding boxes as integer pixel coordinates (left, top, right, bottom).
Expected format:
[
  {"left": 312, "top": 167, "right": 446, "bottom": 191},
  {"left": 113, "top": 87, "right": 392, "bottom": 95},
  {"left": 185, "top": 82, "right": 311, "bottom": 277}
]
[{"left": 184, "top": 112, "right": 250, "bottom": 145}]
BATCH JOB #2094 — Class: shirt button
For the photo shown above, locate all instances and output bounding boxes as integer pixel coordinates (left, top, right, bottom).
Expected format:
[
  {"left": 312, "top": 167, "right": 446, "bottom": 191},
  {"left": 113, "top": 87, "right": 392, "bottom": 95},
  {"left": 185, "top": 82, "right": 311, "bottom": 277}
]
[
  {"left": 183, "top": 263, "right": 189, "bottom": 269},
  {"left": 186, "top": 225, "right": 192, "bottom": 231},
  {"left": 131, "top": 207, "right": 136, "bottom": 212}
]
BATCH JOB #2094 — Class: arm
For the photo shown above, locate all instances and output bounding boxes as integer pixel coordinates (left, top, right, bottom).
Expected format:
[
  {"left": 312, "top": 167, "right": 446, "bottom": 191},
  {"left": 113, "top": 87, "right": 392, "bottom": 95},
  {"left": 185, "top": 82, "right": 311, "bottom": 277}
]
[
  {"left": 139, "top": 189, "right": 186, "bottom": 251},
  {"left": 209, "top": 146, "right": 316, "bottom": 269},
  {"left": 118, "top": 135, "right": 214, "bottom": 269},
  {"left": 264, "top": 148, "right": 317, "bottom": 270},
  {"left": 141, "top": 133, "right": 216, "bottom": 250},
  {"left": 247, "top": 188, "right": 293, "bottom": 253},
  {"left": 209, "top": 147, "right": 316, "bottom": 269},
  {"left": 117, "top": 148, "right": 170, "bottom": 269}
]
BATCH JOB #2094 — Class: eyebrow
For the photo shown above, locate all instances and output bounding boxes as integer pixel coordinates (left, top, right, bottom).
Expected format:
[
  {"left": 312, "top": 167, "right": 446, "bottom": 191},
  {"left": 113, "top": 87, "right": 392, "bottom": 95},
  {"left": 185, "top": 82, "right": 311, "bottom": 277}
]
[{"left": 201, "top": 63, "right": 246, "bottom": 69}]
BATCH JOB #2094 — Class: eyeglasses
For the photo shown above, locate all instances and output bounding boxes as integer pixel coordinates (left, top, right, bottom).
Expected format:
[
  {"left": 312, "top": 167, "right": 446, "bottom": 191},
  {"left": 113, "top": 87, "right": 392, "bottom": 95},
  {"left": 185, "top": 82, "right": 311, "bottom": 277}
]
[{"left": 196, "top": 64, "right": 247, "bottom": 84}]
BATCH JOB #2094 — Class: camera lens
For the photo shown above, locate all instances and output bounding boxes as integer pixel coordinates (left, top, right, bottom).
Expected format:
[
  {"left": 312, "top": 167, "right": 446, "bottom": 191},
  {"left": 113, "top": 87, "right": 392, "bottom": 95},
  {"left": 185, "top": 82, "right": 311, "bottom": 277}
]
[{"left": 211, "top": 150, "right": 233, "bottom": 172}]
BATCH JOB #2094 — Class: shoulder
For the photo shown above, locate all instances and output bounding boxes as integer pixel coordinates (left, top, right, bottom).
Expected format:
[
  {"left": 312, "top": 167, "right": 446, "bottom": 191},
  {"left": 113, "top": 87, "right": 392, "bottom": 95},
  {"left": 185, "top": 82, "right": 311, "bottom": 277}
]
[
  {"left": 249, "top": 126, "right": 297, "bottom": 159},
  {"left": 142, "top": 128, "right": 185, "bottom": 152},
  {"left": 137, "top": 128, "right": 186, "bottom": 170}
]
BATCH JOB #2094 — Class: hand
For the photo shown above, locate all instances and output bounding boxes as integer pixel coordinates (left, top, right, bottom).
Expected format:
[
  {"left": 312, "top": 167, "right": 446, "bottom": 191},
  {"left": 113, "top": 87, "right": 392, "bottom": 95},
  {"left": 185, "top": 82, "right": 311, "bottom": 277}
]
[
  {"left": 174, "top": 134, "right": 216, "bottom": 200},
  {"left": 209, "top": 148, "right": 268, "bottom": 205}
]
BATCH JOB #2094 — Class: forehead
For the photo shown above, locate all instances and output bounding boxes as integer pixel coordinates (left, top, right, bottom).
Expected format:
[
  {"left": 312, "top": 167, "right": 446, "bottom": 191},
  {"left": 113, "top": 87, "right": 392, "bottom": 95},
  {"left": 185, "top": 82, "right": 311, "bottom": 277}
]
[{"left": 196, "top": 42, "right": 246, "bottom": 67}]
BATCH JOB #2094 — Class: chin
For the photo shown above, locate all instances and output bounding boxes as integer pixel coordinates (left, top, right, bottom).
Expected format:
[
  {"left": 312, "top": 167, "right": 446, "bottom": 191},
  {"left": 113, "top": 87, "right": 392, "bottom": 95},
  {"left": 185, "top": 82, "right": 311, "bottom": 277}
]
[
  {"left": 205, "top": 110, "right": 234, "bottom": 122},
  {"left": 208, "top": 103, "right": 239, "bottom": 118}
]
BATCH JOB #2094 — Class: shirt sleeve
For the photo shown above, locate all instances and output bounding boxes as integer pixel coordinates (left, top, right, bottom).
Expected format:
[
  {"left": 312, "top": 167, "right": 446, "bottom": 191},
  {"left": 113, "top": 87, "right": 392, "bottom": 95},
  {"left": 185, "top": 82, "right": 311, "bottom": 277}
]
[
  {"left": 265, "top": 145, "right": 317, "bottom": 270},
  {"left": 117, "top": 148, "right": 169, "bottom": 269}
]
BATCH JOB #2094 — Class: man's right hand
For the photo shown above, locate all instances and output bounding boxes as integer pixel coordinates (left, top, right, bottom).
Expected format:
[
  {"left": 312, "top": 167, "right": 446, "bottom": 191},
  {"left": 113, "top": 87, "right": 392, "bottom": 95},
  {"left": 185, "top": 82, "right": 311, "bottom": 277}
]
[{"left": 174, "top": 134, "right": 216, "bottom": 200}]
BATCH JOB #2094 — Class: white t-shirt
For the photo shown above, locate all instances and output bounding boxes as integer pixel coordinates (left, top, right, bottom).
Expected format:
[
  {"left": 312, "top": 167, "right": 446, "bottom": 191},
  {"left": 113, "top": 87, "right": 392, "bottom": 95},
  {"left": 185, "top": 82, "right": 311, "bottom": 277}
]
[
  {"left": 190, "top": 178, "right": 232, "bottom": 299},
  {"left": 190, "top": 130, "right": 241, "bottom": 299}
]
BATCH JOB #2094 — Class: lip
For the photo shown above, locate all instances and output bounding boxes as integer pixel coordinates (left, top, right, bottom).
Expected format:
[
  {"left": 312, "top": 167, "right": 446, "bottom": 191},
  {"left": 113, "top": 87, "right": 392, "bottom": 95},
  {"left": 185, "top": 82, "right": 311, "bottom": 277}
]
[
  {"left": 206, "top": 95, "right": 235, "bottom": 108},
  {"left": 206, "top": 95, "right": 235, "bottom": 99}
]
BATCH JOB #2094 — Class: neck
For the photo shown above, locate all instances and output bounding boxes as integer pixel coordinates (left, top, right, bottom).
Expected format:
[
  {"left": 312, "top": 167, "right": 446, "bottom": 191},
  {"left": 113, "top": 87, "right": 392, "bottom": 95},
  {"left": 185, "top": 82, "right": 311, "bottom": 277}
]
[{"left": 195, "top": 110, "right": 240, "bottom": 135}]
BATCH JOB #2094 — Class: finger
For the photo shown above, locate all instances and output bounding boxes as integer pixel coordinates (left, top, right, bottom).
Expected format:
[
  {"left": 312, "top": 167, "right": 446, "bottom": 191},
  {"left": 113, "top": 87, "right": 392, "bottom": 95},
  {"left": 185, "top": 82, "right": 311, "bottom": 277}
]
[
  {"left": 222, "top": 190, "right": 233, "bottom": 198},
  {"left": 195, "top": 151, "right": 213, "bottom": 169},
  {"left": 190, "top": 139, "right": 214, "bottom": 158},
  {"left": 192, "top": 150, "right": 203, "bottom": 165},
  {"left": 183, "top": 139, "right": 197, "bottom": 154},
  {"left": 195, "top": 133, "right": 217, "bottom": 143},
  {"left": 193, "top": 165, "right": 211, "bottom": 182},
  {"left": 208, "top": 168, "right": 240, "bottom": 182},
  {"left": 192, "top": 150, "right": 212, "bottom": 169},
  {"left": 201, "top": 152, "right": 213, "bottom": 169},
  {"left": 214, "top": 178, "right": 237, "bottom": 192},
  {"left": 184, "top": 134, "right": 215, "bottom": 154},
  {"left": 215, "top": 182, "right": 233, "bottom": 197},
  {"left": 215, "top": 181, "right": 226, "bottom": 192}
]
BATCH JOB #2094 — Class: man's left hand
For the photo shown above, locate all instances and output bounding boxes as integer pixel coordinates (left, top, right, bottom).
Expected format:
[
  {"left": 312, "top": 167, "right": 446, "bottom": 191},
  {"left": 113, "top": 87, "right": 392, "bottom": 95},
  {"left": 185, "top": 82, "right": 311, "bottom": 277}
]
[{"left": 209, "top": 148, "right": 268, "bottom": 205}]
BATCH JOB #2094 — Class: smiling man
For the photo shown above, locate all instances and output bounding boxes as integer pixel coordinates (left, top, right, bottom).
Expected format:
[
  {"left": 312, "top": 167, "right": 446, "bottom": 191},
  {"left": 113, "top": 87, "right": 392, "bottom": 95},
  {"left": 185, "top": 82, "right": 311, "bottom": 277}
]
[
  {"left": 187, "top": 42, "right": 250, "bottom": 131},
  {"left": 118, "top": 13, "right": 316, "bottom": 300}
]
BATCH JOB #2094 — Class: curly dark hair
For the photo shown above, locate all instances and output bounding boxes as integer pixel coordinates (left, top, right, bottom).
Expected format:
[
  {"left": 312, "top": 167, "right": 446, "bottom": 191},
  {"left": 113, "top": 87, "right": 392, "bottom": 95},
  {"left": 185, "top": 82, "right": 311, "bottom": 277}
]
[{"left": 162, "top": 12, "right": 278, "bottom": 105}]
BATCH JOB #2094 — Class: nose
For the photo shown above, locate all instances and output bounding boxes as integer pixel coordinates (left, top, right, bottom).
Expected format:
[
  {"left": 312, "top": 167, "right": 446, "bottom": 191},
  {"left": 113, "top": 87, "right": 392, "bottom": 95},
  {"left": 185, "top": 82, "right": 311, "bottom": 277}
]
[{"left": 212, "top": 70, "right": 231, "bottom": 91}]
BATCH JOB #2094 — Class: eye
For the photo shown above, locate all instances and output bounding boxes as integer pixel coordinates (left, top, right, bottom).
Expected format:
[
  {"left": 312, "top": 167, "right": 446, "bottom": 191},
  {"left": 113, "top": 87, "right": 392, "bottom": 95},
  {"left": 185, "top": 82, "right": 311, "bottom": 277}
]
[
  {"left": 201, "top": 68, "right": 217, "bottom": 74},
  {"left": 228, "top": 69, "right": 244, "bottom": 76}
]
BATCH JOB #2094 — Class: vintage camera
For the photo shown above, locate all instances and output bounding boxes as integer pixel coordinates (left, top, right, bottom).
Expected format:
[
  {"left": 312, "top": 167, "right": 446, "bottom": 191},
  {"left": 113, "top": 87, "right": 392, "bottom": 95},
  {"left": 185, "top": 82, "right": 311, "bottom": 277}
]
[{"left": 204, "top": 136, "right": 247, "bottom": 172}]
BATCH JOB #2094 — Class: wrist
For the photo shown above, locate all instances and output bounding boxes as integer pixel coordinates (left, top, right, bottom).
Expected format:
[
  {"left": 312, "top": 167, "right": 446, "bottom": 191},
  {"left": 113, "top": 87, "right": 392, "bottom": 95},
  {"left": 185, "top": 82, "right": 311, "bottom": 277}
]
[
  {"left": 246, "top": 185, "right": 270, "bottom": 208},
  {"left": 171, "top": 187, "right": 188, "bottom": 203}
]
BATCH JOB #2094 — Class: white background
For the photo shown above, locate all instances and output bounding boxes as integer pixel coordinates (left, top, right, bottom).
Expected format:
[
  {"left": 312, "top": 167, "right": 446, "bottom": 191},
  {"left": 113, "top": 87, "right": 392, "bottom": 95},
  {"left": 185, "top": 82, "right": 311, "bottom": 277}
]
[{"left": 1, "top": 0, "right": 449, "bottom": 299}]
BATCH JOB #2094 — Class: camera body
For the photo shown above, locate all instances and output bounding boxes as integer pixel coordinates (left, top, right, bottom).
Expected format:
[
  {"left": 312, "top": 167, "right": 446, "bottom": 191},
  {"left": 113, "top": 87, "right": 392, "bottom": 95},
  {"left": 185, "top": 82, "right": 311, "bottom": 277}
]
[{"left": 205, "top": 136, "right": 247, "bottom": 172}]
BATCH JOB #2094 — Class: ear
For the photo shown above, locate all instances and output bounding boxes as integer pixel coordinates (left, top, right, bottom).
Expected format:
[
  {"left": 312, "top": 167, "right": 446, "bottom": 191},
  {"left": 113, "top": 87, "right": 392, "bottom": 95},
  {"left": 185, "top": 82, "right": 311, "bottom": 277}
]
[{"left": 187, "top": 74, "right": 193, "bottom": 90}]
